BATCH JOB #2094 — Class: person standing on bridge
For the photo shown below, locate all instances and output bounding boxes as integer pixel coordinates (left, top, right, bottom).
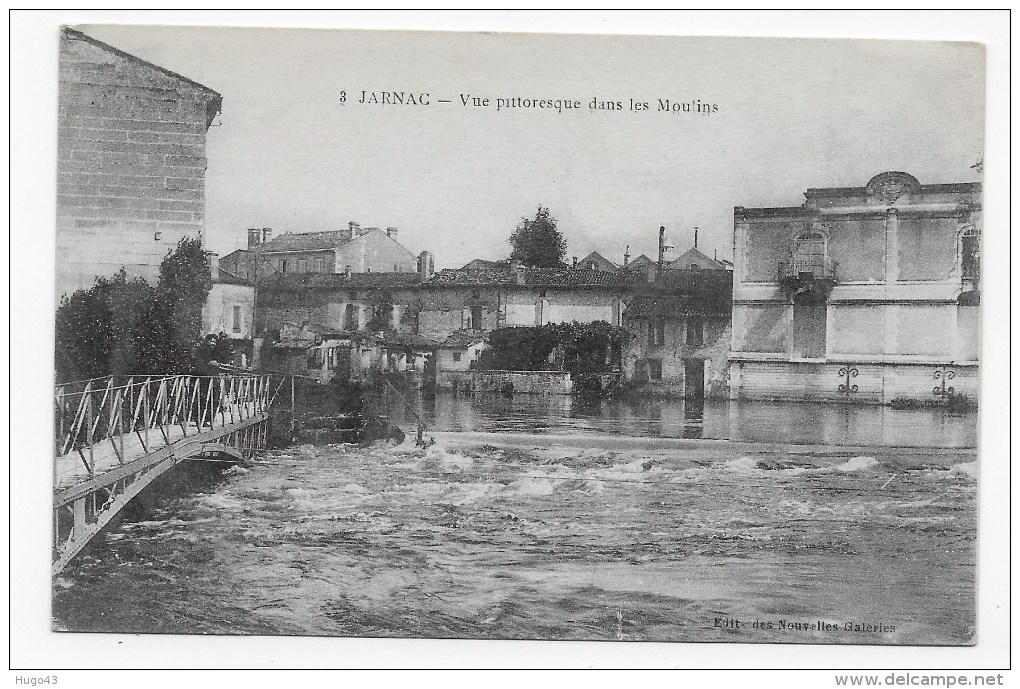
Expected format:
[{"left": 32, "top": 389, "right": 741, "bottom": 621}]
[{"left": 192, "top": 334, "right": 223, "bottom": 427}]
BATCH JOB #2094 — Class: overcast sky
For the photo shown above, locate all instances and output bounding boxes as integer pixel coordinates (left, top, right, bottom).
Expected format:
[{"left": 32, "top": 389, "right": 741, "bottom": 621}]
[{"left": 81, "top": 24, "right": 984, "bottom": 269}]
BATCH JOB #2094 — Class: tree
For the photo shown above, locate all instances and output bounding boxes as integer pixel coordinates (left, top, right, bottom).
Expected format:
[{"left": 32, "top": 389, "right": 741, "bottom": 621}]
[
  {"left": 509, "top": 206, "right": 567, "bottom": 268},
  {"left": 54, "top": 237, "right": 213, "bottom": 382}
]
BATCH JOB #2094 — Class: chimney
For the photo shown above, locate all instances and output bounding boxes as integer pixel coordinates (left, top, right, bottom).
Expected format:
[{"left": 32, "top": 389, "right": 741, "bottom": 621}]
[
  {"left": 417, "top": 251, "right": 434, "bottom": 280},
  {"left": 511, "top": 259, "right": 525, "bottom": 286},
  {"left": 345, "top": 221, "right": 358, "bottom": 241},
  {"left": 205, "top": 251, "right": 219, "bottom": 280},
  {"left": 694, "top": 226, "right": 699, "bottom": 248},
  {"left": 571, "top": 256, "right": 578, "bottom": 269},
  {"left": 262, "top": 227, "right": 272, "bottom": 244},
  {"left": 658, "top": 225, "right": 666, "bottom": 281},
  {"left": 623, "top": 245, "right": 630, "bottom": 268},
  {"left": 386, "top": 226, "right": 398, "bottom": 239},
  {"left": 247, "top": 228, "right": 260, "bottom": 249}
]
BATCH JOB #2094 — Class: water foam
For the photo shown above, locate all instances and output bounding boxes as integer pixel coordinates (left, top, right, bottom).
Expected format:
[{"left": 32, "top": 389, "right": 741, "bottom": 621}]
[
  {"left": 949, "top": 461, "right": 978, "bottom": 479},
  {"left": 508, "top": 476, "right": 558, "bottom": 496},
  {"left": 836, "top": 456, "right": 879, "bottom": 472},
  {"left": 724, "top": 457, "right": 759, "bottom": 473},
  {"left": 421, "top": 445, "right": 475, "bottom": 472}
]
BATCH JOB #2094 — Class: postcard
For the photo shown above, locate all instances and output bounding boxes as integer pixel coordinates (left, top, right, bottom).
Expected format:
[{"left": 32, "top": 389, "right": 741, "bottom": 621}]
[{"left": 38, "top": 18, "right": 996, "bottom": 666}]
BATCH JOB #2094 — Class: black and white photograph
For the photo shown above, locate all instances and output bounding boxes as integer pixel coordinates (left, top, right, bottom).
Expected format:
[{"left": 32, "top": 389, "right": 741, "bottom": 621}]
[{"left": 10, "top": 9, "right": 1010, "bottom": 678}]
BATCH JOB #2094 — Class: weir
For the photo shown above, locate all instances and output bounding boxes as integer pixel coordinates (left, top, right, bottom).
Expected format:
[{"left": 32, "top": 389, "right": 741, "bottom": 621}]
[{"left": 52, "top": 373, "right": 277, "bottom": 574}]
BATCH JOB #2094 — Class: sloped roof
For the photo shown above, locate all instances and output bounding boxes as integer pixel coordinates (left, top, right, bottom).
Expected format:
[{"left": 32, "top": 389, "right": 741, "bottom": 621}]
[
  {"left": 382, "top": 333, "right": 441, "bottom": 348},
  {"left": 439, "top": 332, "right": 488, "bottom": 349},
  {"left": 460, "top": 258, "right": 508, "bottom": 270},
  {"left": 64, "top": 28, "right": 220, "bottom": 96},
  {"left": 578, "top": 251, "right": 619, "bottom": 271},
  {"left": 624, "top": 295, "right": 727, "bottom": 319},
  {"left": 425, "top": 267, "right": 638, "bottom": 288},
  {"left": 624, "top": 254, "right": 655, "bottom": 271},
  {"left": 255, "top": 230, "right": 356, "bottom": 253},
  {"left": 260, "top": 272, "right": 422, "bottom": 291},
  {"left": 63, "top": 28, "right": 222, "bottom": 126},
  {"left": 667, "top": 247, "right": 728, "bottom": 271}
]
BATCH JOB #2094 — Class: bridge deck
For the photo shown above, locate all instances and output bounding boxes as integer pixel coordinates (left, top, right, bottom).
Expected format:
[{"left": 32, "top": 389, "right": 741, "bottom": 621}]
[{"left": 54, "top": 400, "right": 261, "bottom": 491}]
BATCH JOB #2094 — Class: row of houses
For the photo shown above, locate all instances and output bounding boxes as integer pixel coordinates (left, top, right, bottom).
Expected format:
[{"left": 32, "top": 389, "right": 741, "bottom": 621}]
[
  {"left": 212, "top": 168, "right": 980, "bottom": 406},
  {"left": 206, "top": 220, "right": 738, "bottom": 397},
  {"left": 56, "top": 29, "right": 981, "bottom": 405}
]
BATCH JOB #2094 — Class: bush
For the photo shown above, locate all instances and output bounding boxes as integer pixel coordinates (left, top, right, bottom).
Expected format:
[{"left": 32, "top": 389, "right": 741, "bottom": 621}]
[
  {"left": 54, "top": 237, "right": 213, "bottom": 382},
  {"left": 478, "top": 322, "right": 631, "bottom": 376}
]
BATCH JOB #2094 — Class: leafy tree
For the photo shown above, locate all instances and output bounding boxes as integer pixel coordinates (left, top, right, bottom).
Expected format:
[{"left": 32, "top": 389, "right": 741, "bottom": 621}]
[
  {"left": 55, "top": 270, "right": 154, "bottom": 382},
  {"left": 509, "top": 206, "right": 567, "bottom": 268},
  {"left": 54, "top": 237, "right": 213, "bottom": 382}
]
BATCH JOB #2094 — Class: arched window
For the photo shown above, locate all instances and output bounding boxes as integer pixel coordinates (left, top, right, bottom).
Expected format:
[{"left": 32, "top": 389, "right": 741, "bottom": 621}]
[
  {"left": 959, "top": 226, "right": 980, "bottom": 280},
  {"left": 793, "top": 232, "right": 827, "bottom": 277}
]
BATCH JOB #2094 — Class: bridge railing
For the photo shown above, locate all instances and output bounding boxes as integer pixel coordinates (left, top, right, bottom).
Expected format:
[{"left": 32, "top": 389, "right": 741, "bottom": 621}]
[{"left": 54, "top": 373, "right": 272, "bottom": 475}]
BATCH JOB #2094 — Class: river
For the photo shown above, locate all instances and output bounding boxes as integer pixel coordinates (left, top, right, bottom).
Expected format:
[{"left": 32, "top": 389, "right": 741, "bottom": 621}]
[{"left": 52, "top": 396, "right": 977, "bottom": 645}]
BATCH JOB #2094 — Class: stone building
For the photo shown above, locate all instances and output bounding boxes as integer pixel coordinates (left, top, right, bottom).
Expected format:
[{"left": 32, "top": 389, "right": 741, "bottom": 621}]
[
  {"left": 255, "top": 271, "right": 424, "bottom": 337},
  {"left": 220, "top": 222, "right": 418, "bottom": 281},
  {"left": 729, "top": 171, "right": 980, "bottom": 404},
  {"left": 623, "top": 269, "right": 733, "bottom": 398},
  {"left": 416, "top": 260, "right": 637, "bottom": 341},
  {"left": 56, "top": 28, "right": 221, "bottom": 300}
]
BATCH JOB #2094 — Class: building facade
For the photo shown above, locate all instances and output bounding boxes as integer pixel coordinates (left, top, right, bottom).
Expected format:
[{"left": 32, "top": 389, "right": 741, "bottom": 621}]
[
  {"left": 730, "top": 171, "right": 980, "bottom": 404},
  {"left": 202, "top": 272, "right": 255, "bottom": 341},
  {"left": 416, "top": 261, "right": 635, "bottom": 341},
  {"left": 255, "top": 271, "right": 424, "bottom": 337},
  {"left": 56, "top": 28, "right": 221, "bottom": 300},
  {"left": 623, "top": 269, "right": 733, "bottom": 398},
  {"left": 223, "top": 222, "right": 418, "bottom": 282}
]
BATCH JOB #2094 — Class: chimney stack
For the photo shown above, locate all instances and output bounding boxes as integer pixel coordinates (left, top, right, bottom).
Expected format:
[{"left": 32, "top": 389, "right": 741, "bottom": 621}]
[
  {"left": 346, "top": 221, "right": 359, "bottom": 241},
  {"left": 571, "top": 256, "right": 578, "bottom": 269},
  {"left": 386, "top": 226, "right": 398, "bottom": 239},
  {"left": 247, "top": 228, "right": 261, "bottom": 248},
  {"left": 623, "top": 245, "right": 630, "bottom": 268},
  {"left": 511, "top": 259, "right": 525, "bottom": 286},
  {"left": 417, "top": 251, "right": 434, "bottom": 280},
  {"left": 262, "top": 227, "right": 272, "bottom": 244},
  {"left": 657, "top": 225, "right": 666, "bottom": 281},
  {"left": 205, "top": 251, "right": 219, "bottom": 280},
  {"left": 694, "top": 226, "right": 699, "bottom": 248}
]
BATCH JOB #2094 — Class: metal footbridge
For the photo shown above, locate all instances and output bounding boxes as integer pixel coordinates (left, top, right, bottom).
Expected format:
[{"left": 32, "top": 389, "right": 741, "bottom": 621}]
[{"left": 52, "top": 373, "right": 278, "bottom": 574}]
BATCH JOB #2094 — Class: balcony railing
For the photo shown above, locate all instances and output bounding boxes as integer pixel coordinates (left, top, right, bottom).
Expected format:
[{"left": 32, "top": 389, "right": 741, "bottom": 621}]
[{"left": 778, "top": 258, "right": 838, "bottom": 283}]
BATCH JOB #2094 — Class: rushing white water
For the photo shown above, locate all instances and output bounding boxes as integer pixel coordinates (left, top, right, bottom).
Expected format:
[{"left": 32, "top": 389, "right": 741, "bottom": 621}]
[{"left": 53, "top": 436, "right": 977, "bottom": 644}]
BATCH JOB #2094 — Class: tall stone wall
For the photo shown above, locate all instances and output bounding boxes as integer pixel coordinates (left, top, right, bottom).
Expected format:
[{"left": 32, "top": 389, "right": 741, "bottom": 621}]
[{"left": 56, "top": 30, "right": 220, "bottom": 300}]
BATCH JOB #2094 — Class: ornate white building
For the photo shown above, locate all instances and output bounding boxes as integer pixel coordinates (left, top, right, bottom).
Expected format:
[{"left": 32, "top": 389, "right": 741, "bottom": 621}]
[{"left": 729, "top": 171, "right": 980, "bottom": 404}]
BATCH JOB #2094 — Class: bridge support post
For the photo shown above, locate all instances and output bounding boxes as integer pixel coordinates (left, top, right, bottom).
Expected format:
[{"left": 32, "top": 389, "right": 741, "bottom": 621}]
[{"left": 72, "top": 496, "right": 86, "bottom": 540}]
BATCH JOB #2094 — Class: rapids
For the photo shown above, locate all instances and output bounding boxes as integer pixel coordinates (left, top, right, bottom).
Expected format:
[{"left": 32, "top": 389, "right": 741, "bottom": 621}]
[{"left": 53, "top": 434, "right": 976, "bottom": 645}]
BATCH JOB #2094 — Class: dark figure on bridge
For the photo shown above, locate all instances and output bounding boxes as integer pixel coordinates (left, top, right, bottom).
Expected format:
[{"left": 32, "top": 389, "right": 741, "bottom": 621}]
[{"left": 192, "top": 334, "right": 223, "bottom": 427}]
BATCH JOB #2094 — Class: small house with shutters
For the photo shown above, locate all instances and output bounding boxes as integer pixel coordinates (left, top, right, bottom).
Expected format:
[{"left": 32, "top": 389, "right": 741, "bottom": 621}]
[
  {"left": 622, "top": 269, "right": 733, "bottom": 398},
  {"left": 221, "top": 222, "right": 419, "bottom": 281}
]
